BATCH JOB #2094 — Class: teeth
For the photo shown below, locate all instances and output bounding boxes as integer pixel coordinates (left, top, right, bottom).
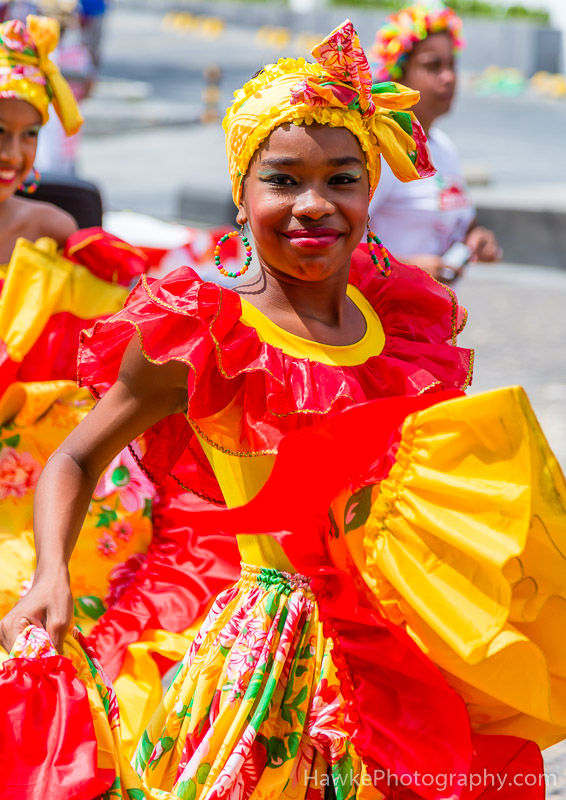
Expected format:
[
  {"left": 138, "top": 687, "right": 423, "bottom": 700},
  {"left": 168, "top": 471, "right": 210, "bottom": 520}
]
[{"left": 0, "top": 170, "right": 16, "bottom": 180}]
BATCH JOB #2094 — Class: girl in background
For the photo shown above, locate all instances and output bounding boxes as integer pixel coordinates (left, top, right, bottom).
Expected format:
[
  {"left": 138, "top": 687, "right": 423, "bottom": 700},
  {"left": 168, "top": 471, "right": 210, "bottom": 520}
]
[{"left": 369, "top": 2, "right": 501, "bottom": 281}]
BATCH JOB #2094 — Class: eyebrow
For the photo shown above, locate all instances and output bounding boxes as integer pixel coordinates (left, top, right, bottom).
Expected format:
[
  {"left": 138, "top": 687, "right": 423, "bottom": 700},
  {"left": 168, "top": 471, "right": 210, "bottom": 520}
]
[{"left": 259, "top": 156, "right": 364, "bottom": 168}]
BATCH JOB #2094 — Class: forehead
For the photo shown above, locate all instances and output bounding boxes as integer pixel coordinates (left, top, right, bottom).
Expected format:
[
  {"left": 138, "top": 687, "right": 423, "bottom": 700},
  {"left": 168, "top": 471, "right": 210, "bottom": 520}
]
[
  {"left": 411, "top": 31, "right": 454, "bottom": 60},
  {"left": 254, "top": 122, "right": 365, "bottom": 164},
  {"left": 0, "top": 98, "right": 42, "bottom": 126}
]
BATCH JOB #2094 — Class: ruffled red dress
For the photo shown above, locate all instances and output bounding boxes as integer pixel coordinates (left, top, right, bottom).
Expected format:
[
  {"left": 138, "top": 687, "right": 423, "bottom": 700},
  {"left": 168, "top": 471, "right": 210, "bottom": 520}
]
[
  {"left": 80, "top": 249, "right": 473, "bottom": 677},
  {"left": 4, "top": 251, "right": 562, "bottom": 800}
]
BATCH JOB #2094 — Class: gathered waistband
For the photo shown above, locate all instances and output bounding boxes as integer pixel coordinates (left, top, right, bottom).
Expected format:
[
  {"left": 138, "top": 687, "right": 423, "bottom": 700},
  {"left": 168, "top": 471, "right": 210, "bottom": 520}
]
[{"left": 239, "top": 563, "right": 314, "bottom": 598}]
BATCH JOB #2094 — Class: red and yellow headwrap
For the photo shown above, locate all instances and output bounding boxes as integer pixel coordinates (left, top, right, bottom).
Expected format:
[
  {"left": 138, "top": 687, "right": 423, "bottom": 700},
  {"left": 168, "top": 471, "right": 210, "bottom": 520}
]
[
  {"left": 0, "top": 15, "right": 83, "bottom": 135},
  {"left": 223, "top": 19, "right": 434, "bottom": 205}
]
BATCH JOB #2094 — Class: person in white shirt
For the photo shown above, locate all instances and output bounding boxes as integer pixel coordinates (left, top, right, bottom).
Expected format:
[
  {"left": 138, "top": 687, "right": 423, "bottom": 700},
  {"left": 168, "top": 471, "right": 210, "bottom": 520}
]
[{"left": 369, "top": 2, "right": 501, "bottom": 281}]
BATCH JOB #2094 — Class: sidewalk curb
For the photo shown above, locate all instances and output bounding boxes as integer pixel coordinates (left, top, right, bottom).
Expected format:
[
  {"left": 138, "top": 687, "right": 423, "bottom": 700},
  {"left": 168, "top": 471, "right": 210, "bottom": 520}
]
[{"left": 475, "top": 205, "right": 566, "bottom": 269}]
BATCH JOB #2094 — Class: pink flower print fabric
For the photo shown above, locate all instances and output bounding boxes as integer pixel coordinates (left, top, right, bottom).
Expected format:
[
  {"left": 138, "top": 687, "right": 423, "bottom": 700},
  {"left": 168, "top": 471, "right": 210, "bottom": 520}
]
[
  {"left": 311, "top": 20, "right": 375, "bottom": 115},
  {"left": 0, "top": 447, "right": 41, "bottom": 500},
  {"left": 10, "top": 624, "right": 57, "bottom": 659}
]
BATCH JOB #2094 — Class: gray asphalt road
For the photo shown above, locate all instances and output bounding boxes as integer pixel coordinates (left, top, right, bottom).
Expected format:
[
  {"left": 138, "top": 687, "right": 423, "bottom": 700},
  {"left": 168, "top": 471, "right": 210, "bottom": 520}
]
[
  {"left": 457, "top": 264, "right": 566, "bottom": 470},
  {"left": 92, "top": 7, "right": 566, "bottom": 185}
]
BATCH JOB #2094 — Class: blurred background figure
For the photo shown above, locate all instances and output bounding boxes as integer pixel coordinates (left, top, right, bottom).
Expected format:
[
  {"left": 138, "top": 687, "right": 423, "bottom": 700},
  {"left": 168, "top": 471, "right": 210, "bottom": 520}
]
[
  {"left": 369, "top": 2, "right": 502, "bottom": 282},
  {"left": 78, "top": 0, "right": 106, "bottom": 72}
]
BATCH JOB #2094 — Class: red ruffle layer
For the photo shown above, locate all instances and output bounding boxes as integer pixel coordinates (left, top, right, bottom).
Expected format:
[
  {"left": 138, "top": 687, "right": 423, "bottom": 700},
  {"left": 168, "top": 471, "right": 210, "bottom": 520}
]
[
  {"left": 88, "top": 475, "right": 240, "bottom": 680},
  {"left": 64, "top": 226, "right": 148, "bottom": 287},
  {"left": 0, "top": 655, "right": 114, "bottom": 800},
  {"left": 78, "top": 250, "right": 473, "bottom": 483}
]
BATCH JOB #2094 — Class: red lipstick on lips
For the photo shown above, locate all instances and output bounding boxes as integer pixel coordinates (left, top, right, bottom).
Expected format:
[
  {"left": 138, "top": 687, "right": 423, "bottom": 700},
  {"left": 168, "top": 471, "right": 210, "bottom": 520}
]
[
  {"left": 283, "top": 227, "right": 342, "bottom": 248},
  {"left": 0, "top": 168, "right": 17, "bottom": 186}
]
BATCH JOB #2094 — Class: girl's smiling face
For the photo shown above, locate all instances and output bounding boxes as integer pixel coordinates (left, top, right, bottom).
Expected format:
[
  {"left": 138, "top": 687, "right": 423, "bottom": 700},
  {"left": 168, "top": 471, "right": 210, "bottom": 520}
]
[
  {"left": 238, "top": 122, "right": 370, "bottom": 284},
  {"left": 0, "top": 98, "right": 41, "bottom": 202}
]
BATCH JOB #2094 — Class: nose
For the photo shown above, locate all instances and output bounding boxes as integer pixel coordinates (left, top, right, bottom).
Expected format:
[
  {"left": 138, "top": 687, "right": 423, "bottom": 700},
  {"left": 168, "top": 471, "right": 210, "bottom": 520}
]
[
  {"left": 440, "top": 66, "right": 456, "bottom": 90},
  {"left": 292, "top": 186, "right": 335, "bottom": 220}
]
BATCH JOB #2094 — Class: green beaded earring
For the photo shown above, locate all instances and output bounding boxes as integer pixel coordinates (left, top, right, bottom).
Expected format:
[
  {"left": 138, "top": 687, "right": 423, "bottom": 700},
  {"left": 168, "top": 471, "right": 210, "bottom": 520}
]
[
  {"left": 366, "top": 219, "right": 391, "bottom": 277},
  {"left": 214, "top": 225, "right": 252, "bottom": 278}
]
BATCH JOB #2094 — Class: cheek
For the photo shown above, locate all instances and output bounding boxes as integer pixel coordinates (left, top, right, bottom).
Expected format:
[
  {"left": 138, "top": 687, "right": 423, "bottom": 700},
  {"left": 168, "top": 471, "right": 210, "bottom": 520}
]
[
  {"left": 23, "top": 137, "right": 38, "bottom": 165},
  {"left": 405, "top": 68, "right": 432, "bottom": 96},
  {"left": 345, "top": 189, "right": 370, "bottom": 233},
  {"left": 246, "top": 190, "right": 290, "bottom": 232}
]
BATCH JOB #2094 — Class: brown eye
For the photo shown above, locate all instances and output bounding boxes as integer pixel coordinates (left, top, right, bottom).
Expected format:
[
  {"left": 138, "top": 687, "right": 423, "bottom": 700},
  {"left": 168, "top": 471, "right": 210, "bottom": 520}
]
[
  {"left": 262, "top": 174, "right": 295, "bottom": 186},
  {"left": 330, "top": 174, "right": 360, "bottom": 185}
]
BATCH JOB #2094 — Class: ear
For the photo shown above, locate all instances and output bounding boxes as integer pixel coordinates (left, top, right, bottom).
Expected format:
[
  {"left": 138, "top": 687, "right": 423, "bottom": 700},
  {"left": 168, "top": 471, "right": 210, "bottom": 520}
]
[{"left": 236, "top": 204, "right": 248, "bottom": 227}]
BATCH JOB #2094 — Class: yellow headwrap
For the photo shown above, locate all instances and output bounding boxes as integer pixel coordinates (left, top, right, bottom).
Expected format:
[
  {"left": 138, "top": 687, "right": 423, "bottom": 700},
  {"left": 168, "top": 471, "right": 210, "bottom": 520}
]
[
  {"left": 0, "top": 15, "right": 83, "bottom": 135},
  {"left": 224, "top": 19, "right": 434, "bottom": 205}
]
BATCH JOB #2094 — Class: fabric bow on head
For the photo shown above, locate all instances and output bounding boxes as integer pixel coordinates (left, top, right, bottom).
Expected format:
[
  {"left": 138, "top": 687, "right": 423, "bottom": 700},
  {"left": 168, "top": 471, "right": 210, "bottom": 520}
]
[
  {"left": 223, "top": 19, "right": 435, "bottom": 206},
  {"left": 290, "top": 20, "right": 435, "bottom": 184},
  {"left": 290, "top": 21, "right": 377, "bottom": 117}
]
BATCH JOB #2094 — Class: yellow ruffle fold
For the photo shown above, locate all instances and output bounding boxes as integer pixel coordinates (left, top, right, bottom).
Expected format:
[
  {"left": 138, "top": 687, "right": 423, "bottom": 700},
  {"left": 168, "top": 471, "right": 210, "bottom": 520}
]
[
  {"left": 338, "top": 387, "right": 566, "bottom": 748},
  {"left": 0, "top": 238, "right": 128, "bottom": 363},
  {"left": 114, "top": 624, "right": 201, "bottom": 759}
]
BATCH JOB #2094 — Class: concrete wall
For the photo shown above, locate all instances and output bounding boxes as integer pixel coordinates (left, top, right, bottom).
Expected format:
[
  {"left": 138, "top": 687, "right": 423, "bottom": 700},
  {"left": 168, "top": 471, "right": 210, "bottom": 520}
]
[{"left": 159, "top": 0, "right": 563, "bottom": 76}]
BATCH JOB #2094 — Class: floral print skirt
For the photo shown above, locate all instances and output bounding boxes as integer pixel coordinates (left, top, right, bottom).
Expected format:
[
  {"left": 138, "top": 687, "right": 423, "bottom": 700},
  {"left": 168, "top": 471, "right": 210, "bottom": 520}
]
[{"left": 133, "top": 564, "right": 377, "bottom": 800}]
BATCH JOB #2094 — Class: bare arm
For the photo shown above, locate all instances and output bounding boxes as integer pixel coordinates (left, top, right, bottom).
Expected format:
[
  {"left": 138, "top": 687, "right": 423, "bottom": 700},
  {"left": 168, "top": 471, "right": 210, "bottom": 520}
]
[{"left": 0, "top": 337, "right": 189, "bottom": 652}]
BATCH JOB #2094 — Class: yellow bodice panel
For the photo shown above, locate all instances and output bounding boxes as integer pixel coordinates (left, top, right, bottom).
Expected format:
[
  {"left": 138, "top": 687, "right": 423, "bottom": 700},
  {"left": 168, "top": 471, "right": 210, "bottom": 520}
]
[{"left": 193, "top": 284, "right": 385, "bottom": 571}]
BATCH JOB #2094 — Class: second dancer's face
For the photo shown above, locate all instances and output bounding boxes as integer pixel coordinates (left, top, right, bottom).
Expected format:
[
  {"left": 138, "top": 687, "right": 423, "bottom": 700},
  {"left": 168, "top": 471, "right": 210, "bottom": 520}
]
[
  {"left": 239, "top": 123, "right": 370, "bottom": 284},
  {"left": 402, "top": 32, "right": 457, "bottom": 127}
]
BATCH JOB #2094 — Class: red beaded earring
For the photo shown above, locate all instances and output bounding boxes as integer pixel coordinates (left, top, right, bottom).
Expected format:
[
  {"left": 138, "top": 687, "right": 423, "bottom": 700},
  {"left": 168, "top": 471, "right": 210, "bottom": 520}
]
[
  {"left": 366, "top": 219, "right": 391, "bottom": 277},
  {"left": 18, "top": 167, "right": 41, "bottom": 195},
  {"left": 214, "top": 224, "right": 252, "bottom": 278}
]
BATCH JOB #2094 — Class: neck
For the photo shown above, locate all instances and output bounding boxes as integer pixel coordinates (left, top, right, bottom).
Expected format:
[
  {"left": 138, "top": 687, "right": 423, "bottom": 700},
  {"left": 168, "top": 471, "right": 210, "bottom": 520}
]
[
  {"left": 249, "top": 262, "right": 351, "bottom": 329},
  {"left": 0, "top": 196, "right": 17, "bottom": 221}
]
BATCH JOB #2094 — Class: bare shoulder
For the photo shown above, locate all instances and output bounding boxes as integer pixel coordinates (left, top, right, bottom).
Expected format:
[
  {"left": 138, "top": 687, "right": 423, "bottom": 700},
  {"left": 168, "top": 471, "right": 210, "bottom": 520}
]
[
  {"left": 15, "top": 197, "right": 78, "bottom": 247},
  {"left": 33, "top": 200, "right": 78, "bottom": 246}
]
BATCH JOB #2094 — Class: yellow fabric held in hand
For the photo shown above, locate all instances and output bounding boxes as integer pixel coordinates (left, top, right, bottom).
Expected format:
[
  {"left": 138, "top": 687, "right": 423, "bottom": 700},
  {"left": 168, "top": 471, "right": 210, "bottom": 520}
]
[
  {"left": 329, "top": 386, "right": 566, "bottom": 748},
  {"left": 0, "top": 237, "right": 128, "bottom": 362}
]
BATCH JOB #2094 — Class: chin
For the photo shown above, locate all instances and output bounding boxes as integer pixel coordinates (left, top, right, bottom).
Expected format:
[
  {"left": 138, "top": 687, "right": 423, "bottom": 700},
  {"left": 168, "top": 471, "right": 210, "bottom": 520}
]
[
  {"left": 0, "top": 186, "right": 17, "bottom": 203},
  {"left": 292, "top": 261, "right": 343, "bottom": 282},
  {"left": 435, "top": 98, "right": 454, "bottom": 116}
]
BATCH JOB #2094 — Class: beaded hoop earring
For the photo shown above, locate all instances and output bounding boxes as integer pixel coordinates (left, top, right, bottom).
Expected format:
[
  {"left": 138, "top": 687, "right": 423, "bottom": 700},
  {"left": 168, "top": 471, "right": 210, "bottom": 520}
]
[
  {"left": 214, "top": 225, "right": 252, "bottom": 278},
  {"left": 367, "top": 221, "right": 391, "bottom": 277},
  {"left": 18, "top": 167, "right": 41, "bottom": 195}
]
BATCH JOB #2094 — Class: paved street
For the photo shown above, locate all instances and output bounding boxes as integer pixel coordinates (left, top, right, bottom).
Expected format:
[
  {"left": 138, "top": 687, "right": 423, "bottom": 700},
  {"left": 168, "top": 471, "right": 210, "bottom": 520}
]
[
  {"left": 80, "top": 7, "right": 566, "bottom": 215},
  {"left": 457, "top": 264, "right": 566, "bottom": 470}
]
